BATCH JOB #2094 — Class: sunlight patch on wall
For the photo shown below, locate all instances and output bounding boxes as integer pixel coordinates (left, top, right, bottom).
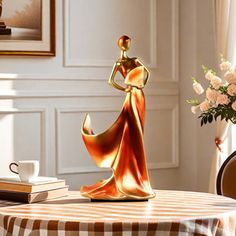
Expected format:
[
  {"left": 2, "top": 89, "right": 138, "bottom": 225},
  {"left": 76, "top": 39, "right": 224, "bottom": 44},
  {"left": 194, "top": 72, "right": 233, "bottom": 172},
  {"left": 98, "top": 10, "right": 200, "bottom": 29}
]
[
  {"left": 0, "top": 113, "right": 14, "bottom": 175},
  {"left": 0, "top": 73, "right": 18, "bottom": 79}
]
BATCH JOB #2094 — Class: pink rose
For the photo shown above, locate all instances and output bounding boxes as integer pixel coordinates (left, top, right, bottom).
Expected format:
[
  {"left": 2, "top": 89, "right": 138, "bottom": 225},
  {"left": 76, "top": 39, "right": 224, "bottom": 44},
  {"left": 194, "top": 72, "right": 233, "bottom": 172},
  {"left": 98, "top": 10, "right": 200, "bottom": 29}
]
[
  {"left": 216, "top": 94, "right": 230, "bottom": 105},
  {"left": 193, "top": 82, "right": 204, "bottom": 94},
  {"left": 224, "top": 71, "right": 236, "bottom": 84},
  {"left": 210, "top": 76, "right": 222, "bottom": 89},
  {"left": 206, "top": 88, "right": 220, "bottom": 103},
  {"left": 200, "top": 101, "right": 210, "bottom": 111},
  {"left": 227, "top": 84, "right": 236, "bottom": 96},
  {"left": 220, "top": 61, "right": 231, "bottom": 71},
  {"left": 232, "top": 101, "right": 236, "bottom": 111}
]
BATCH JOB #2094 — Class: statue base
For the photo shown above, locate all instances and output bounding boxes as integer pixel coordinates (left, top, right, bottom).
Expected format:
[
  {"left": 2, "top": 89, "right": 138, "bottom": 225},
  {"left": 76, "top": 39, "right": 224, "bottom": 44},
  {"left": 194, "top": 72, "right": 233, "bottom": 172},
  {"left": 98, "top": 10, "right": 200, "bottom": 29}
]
[
  {"left": 91, "top": 198, "right": 149, "bottom": 202},
  {"left": 0, "top": 21, "right": 11, "bottom": 35}
]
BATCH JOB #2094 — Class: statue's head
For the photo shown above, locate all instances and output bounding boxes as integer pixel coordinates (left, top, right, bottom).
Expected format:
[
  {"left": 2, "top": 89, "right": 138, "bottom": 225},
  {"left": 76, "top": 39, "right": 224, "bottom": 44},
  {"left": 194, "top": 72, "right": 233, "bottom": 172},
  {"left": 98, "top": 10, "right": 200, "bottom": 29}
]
[{"left": 118, "top": 35, "right": 131, "bottom": 51}]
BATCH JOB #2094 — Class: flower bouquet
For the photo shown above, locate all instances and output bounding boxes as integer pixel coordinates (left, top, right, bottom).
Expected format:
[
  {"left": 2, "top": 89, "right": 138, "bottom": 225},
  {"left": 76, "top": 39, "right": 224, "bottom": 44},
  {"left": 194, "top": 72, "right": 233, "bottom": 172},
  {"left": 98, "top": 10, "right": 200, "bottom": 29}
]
[{"left": 187, "top": 58, "right": 236, "bottom": 126}]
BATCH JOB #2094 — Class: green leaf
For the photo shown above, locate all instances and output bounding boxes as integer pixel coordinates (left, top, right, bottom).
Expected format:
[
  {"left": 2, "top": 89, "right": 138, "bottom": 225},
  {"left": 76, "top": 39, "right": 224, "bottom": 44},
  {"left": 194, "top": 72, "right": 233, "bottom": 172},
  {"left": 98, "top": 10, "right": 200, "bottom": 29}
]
[
  {"left": 219, "top": 85, "right": 228, "bottom": 94},
  {"left": 201, "top": 118, "right": 204, "bottom": 126},
  {"left": 208, "top": 114, "right": 213, "bottom": 123},
  {"left": 202, "top": 65, "right": 209, "bottom": 73},
  {"left": 186, "top": 99, "right": 200, "bottom": 105},
  {"left": 191, "top": 77, "right": 197, "bottom": 83},
  {"left": 202, "top": 65, "right": 217, "bottom": 75},
  {"left": 214, "top": 113, "right": 219, "bottom": 120},
  {"left": 203, "top": 116, "right": 208, "bottom": 124},
  {"left": 231, "top": 116, "right": 236, "bottom": 124}
]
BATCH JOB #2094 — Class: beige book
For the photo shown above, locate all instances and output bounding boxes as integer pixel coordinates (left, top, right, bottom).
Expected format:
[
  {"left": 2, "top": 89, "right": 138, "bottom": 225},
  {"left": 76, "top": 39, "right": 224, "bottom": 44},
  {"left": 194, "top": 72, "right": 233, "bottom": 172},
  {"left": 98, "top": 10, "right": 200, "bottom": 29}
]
[
  {"left": 0, "top": 179, "right": 66, "bottom": 193},
  {"left": 0, "top": 186, "right": 69, "bottom": 203}
]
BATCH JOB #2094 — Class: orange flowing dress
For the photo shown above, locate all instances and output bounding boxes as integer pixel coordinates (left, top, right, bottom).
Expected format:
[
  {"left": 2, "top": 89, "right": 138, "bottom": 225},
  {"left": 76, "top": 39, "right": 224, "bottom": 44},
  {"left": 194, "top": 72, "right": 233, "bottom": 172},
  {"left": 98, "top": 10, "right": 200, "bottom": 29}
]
[{"left": 81, "top": 66, "right": 155, "bottom": 200}]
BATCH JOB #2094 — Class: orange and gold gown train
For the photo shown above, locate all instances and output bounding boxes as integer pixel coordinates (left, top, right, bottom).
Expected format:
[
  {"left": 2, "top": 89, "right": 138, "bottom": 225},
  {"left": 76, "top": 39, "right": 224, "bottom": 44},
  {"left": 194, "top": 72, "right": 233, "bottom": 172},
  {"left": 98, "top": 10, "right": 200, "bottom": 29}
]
[{"left": 81, "top": 67, "right": 155, "bottom": 200}]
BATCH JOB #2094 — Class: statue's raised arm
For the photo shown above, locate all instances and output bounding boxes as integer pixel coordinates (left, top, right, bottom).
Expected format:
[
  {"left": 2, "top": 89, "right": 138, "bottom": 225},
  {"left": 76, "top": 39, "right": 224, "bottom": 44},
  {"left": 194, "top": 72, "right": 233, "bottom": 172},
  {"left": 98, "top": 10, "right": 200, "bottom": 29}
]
[
  {"left": 108, "top": 61, "right": 127, "bottom": 91},
  {"left": 108, "top": 35, "right": 150, "bottom": 92}
]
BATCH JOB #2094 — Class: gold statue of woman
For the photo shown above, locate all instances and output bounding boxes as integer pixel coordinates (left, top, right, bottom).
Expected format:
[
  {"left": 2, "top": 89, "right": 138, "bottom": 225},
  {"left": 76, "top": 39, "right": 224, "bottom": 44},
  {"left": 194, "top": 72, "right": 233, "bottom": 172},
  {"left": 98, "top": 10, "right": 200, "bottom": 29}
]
[{"left": 80, "top": 36, "right": 155, "bottom": 200}]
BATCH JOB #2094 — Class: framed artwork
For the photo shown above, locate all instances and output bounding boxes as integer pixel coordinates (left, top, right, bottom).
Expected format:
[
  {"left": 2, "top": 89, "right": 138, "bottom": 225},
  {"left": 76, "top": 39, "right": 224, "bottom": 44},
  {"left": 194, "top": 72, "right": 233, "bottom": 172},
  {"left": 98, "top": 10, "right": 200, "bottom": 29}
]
[{"left": 0, "top": 0, "right": 55, "bottom": 56}]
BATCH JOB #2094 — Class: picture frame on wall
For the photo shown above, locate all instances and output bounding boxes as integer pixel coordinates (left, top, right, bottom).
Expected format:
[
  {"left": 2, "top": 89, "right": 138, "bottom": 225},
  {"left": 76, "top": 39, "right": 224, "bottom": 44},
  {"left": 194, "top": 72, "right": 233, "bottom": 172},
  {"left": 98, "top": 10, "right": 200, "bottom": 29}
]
[{"left": 0, "top": 0, "right": 55, "bottom": 56}]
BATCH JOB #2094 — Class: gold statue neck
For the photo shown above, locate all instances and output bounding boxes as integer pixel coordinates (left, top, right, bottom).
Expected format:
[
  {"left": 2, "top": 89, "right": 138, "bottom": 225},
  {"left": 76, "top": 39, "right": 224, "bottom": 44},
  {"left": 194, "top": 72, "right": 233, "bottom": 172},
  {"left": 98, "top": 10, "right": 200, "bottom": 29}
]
[{"left": 120, "top": 50, "right": 128, "bottom": 59}]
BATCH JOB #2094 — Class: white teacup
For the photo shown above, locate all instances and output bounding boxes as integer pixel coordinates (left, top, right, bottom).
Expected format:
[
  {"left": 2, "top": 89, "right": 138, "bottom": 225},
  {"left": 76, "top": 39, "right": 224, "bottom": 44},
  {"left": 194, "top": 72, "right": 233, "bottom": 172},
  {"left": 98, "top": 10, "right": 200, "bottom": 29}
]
[{"left": 9, "top": 160, "right": 39, "bottom": 182}]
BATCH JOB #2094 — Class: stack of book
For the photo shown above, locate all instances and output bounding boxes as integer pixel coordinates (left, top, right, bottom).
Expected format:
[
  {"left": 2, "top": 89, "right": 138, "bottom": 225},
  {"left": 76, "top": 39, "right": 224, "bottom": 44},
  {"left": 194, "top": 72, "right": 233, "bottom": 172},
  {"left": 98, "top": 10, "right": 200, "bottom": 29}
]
[{"left": 0, "top": 176, "right": 68, "bottom": 203}]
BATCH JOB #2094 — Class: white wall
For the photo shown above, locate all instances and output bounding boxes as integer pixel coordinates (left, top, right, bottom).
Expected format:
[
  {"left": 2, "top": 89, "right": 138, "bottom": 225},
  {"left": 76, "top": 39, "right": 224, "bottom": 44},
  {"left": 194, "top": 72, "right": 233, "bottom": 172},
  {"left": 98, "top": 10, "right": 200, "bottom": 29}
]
[
  {"left": 195, "top": 0, "right": 218, "bottom": 192},
  {"left": 179, "top": 0, "right": 198, "bottom": 191},
  {"left": 0, "top": 0, "right": 217, "bottom": 192},
  {"left": 179, "top": 0, "right": 217, "bottom": 192}
]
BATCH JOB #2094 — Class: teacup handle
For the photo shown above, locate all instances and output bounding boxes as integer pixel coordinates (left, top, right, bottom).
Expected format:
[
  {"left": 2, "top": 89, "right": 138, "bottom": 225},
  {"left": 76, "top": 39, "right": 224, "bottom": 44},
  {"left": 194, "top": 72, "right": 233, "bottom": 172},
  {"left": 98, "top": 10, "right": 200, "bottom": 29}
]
[{"left": 9, "top": 163, "right": 19, "bottom": 174}]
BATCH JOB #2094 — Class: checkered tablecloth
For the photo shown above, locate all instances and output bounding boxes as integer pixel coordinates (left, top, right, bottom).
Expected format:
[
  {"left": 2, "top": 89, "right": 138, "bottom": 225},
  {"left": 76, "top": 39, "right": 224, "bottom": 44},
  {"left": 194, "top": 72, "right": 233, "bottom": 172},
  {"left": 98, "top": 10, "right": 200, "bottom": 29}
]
[{"left": 0, "top": 190, "right": 236, "bottom": 235}]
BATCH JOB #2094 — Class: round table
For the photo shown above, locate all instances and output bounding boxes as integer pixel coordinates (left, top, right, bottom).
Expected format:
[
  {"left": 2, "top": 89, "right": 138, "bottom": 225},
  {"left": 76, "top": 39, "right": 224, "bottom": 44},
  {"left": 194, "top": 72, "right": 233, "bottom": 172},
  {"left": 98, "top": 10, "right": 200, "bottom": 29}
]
[{"left": 0, "top": 190, "right": 236, "bottom": 235}]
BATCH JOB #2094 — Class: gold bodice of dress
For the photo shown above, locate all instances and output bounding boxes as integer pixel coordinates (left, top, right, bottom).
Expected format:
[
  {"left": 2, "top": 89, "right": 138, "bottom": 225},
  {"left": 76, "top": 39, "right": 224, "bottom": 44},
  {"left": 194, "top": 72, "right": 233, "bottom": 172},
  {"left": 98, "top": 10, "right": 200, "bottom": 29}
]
[{"left": 80, "top": 66, "right": 155, "bottom": 200}]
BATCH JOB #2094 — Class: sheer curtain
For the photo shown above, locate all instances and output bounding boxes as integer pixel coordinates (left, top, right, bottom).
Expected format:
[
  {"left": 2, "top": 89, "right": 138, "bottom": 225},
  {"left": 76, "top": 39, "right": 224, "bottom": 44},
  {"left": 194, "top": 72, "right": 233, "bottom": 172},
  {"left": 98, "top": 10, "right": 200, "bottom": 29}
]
[
  {"left": 227, "top": 125, "right": 236, "bottom": 155},
  {"left": 208, "top": 0, "right": 236, "bottom": 193},
  {"left": 227, "top": 0, "right": 236, "bottom": 156}
]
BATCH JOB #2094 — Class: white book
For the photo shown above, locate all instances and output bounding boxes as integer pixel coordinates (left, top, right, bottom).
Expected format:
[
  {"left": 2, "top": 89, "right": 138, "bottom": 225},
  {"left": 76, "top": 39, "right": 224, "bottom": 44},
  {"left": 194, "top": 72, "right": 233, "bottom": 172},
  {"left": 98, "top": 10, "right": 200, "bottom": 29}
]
[{"left": 0, "top": 176, "right": 58, "bottom": 185}]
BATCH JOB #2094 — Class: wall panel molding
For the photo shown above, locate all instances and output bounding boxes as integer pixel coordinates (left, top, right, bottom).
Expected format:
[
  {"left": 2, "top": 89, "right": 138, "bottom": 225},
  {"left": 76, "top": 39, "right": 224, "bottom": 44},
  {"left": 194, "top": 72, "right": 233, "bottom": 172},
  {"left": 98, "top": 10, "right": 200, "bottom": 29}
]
[
  {"left": 171, "top": 0, "right": 179, "bottom": 82},
  {"left": 55, "top": 107, "right": 119, "bottom": 175},
  {"left": 0, "top": 73, "right": 108, "bottom": 81},
  {"left": 0, "top": 108, "right": 47, "bottom": 175},
  {"left": 156, "top": 0, "right": 179, "bottom": 82},
  {"left": 55, "top": 103, "right": 179, "bottom": 175},
  {"left": 146, "top": 103, "right": 179, "bottom": 169},
  {"left": 0, "top": 80, "right": 179, "bottom": 99},
  {"left": 63, "top": 0, "right": 157, "bottom": 68}
]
